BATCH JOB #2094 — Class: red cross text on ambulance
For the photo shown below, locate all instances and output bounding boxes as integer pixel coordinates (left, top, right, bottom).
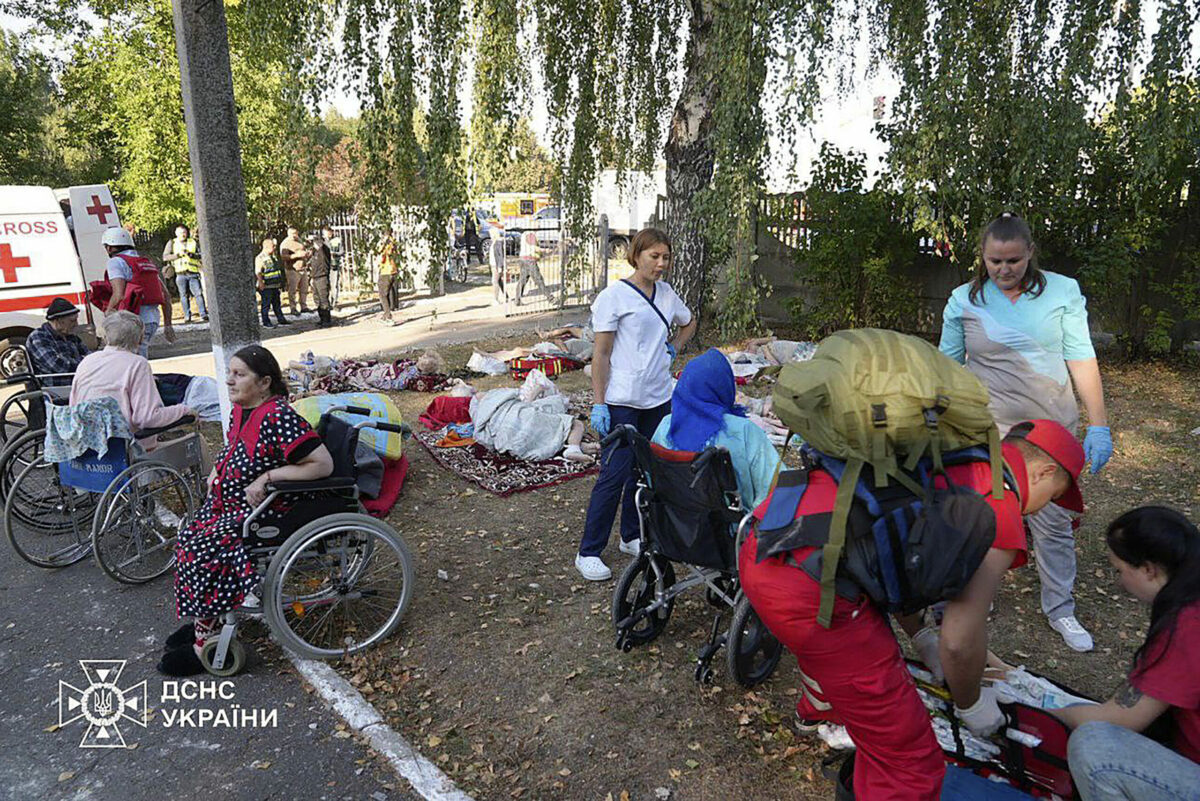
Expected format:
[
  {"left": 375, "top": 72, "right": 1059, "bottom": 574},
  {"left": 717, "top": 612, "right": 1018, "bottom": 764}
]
[{"left": 0, "top": 220, "right": 59, "bottom": 237}]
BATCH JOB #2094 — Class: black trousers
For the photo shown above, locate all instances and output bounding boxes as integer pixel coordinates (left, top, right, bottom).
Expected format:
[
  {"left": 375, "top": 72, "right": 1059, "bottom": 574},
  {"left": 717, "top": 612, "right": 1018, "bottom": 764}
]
[{"left": 259, "top": 287, "right": 286, "bottom": 324}]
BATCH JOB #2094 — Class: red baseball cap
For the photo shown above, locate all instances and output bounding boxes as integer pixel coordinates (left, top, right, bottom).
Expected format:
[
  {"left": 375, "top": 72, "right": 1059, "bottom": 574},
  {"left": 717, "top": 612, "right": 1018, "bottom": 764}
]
[{"left": 1009, "top": 419, "right": 1085, "bottom": 513}]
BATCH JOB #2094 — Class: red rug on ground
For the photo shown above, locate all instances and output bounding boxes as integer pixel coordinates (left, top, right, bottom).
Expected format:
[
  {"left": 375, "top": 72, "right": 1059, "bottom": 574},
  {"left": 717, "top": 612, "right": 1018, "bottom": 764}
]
[
  {"left": 413, "top": 427, "right": 596, "bottom": 496},
  {"left": 363, "top": 454, "right": 408, "bottom": 517}
]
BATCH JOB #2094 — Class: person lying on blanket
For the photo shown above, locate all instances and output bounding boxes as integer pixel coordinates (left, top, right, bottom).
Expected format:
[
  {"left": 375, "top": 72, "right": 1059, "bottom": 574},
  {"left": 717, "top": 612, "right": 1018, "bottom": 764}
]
[
  {"left": 470, "top": 388, "right": 599, "bottom": 463},
  {"left": 1049, "top": 506, "right": 1200, "bottom": 801}
]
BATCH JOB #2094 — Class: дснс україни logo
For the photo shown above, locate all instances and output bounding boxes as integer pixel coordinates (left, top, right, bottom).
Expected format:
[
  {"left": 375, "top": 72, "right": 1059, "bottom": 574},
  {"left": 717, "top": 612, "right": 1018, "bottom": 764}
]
[{"left": 58, "top": 660, "right": 148, "bottom": 748}]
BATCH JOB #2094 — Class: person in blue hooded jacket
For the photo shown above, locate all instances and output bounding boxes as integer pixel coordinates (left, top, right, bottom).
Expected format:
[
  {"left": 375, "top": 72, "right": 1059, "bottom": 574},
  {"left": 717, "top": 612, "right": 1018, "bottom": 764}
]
[{"left": 651, "top": 348, "right": 781, "bottom": 511}]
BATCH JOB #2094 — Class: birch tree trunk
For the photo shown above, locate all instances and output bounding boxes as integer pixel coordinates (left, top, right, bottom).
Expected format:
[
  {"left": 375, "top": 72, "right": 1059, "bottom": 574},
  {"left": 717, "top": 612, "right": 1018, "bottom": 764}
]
[{"left": 664, "top": 0, "right": 716, "bottom": 318}]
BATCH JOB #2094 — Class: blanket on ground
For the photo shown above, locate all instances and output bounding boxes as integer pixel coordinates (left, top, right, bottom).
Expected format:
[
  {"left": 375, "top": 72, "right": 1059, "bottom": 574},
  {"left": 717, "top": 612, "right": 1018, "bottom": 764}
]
[{"left": 414, "top": 426, "right": 596, "bottom": 496}]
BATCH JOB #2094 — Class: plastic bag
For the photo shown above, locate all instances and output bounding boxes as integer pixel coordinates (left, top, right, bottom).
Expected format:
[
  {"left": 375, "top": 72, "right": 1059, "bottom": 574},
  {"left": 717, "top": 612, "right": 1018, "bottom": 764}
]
[
  {"left": 448, "top": 379, "right": 477, "bottom": 398},
  {"left": 518, "top": 368, "right": 558, "bottom": 403},
  {"left": 467, "top": 351, "right": 508, "bottom": 375}
]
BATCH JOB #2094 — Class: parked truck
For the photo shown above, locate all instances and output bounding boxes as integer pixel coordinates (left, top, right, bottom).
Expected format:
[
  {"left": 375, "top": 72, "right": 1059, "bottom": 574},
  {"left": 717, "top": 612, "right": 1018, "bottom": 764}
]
[{"left": 486, "top": 167, "right": 665, "bottom": 257}]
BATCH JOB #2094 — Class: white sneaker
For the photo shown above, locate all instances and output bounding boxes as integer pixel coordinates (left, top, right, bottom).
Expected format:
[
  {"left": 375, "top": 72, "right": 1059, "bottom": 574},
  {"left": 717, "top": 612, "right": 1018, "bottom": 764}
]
[
  {"left": 1050, "top": 616, "right": 1094, "bottom": 652},
  {"left": 618, "top": 538, "right": 641, "bottom": 557},
  {"left": 574, "top": 554, "right": 612, "bottom": 581}
]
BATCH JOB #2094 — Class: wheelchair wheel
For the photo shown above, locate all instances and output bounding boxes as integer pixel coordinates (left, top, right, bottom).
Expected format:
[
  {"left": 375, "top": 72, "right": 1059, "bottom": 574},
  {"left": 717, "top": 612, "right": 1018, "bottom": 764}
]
[
  {"left": 0, "top": 391, "right": 36, "bottom": 446},
  {"left": 0, "top": 427, "right": 46, "bottom": 505},
  {"left": 263, "top": 513, "right": 415, "bottom": 660},
  {"left": 4, "top": 455, "right": 92, "bottom": 568},
  {"left": 611, "top": 553, "right": 676, "bottom": 647},
  {"left": 726, "top": 596, "right": 782, "bottom": 688},
  {"left": 0, "top": 342, "right": 28, "bottom": 378},
  {"left": 200, "top": 638, "right": 246, "bottom": 677},
  {"left": 92, "top": 461, "right": 192, "bottom": 584}
]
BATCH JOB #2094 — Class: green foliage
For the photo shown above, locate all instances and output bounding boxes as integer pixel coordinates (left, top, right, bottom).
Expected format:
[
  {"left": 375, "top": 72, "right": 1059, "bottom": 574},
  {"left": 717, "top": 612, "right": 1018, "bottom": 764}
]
[
  {"left": 785, "top": 145, "right": 920, "bottom": 338},
  {"left": 344, "top": 0, "right": 469, "bottom": 290},
  {"left": 468, "top": 0, "right": 520, "bottom": 197},
  {"left": 0, "top": 30, "right": 65, "bottom": 184},
  {"left": 483, "top": 118, "right": 556, "bottom": 194},
  {"left": 15, "top": 0, "right": 337, "bottom": 232},
  {"left": 871, "top": 0, "right": 1198, "bottom": 352}
]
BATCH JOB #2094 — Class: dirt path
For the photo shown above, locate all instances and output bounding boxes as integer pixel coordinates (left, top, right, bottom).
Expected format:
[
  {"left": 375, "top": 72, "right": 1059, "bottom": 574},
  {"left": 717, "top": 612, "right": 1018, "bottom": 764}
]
[{"left": 333, "top": 354, "right": 1198, "bottom": 801}]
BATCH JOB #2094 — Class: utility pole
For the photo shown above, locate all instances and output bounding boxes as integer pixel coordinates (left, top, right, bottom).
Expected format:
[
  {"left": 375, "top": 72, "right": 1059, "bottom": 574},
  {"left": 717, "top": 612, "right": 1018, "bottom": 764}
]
[{"left": 171, "top": 0, "right": 259, "bottom": 426}]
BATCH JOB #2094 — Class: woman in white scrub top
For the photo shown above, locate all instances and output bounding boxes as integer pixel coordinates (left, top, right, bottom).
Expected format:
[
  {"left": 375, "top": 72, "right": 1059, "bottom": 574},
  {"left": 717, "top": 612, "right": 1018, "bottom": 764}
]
[{"left": 574, "top": 228, "right": 697, "bottom": 581}]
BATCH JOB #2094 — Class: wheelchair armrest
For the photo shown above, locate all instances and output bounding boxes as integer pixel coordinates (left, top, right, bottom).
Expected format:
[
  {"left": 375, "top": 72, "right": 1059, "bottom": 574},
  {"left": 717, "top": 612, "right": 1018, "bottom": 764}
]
[
  {"left": 134, "top": 415, "right": 196, "bottom": 440},
  {"left": 4, "top": 372, "right": 36, "bottom": 386},
  {"left": 267, "top": 476, "right": 358, "bottom": 493}
]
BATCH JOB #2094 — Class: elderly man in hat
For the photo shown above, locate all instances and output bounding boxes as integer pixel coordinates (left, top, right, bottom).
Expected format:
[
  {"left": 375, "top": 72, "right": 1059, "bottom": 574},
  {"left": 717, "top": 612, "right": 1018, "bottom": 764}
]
[{"left": 24, "top": 298, "right": 90, "bottom": 386}]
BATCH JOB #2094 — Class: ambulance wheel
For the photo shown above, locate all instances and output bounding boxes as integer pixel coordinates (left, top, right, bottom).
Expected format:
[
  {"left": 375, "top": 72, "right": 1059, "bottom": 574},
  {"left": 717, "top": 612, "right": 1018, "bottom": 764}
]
[
  {"left": 727, "top": 596, "right": 782, "bottom": 688},
  {"left": 611, "top": 553, "right": 675, "bottom": 647},
  {"left": 0, "top": 338, "right": 28, "bottom": 379}
]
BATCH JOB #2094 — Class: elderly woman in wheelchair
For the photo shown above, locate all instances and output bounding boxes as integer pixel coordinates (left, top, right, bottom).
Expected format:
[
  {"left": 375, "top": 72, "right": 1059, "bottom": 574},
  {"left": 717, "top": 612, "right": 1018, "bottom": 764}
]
[
  {"left": 159, "top": 345, "right": 333, "bottom": 675},
  {"left": 608, "top": 348, "right": 784, "bottom": 686},
  {"left": 3, "top": 311, "right": 201, "bottom": 574},
  {"left": 160, "top": 345, "right": 415, "bottom": 677}
]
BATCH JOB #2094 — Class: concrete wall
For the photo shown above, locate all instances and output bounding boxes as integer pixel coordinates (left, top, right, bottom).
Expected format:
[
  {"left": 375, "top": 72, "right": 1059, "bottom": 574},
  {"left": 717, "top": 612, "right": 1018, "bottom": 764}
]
[{"left": 748, "top": 227, "right": 969, "bottom": 336}]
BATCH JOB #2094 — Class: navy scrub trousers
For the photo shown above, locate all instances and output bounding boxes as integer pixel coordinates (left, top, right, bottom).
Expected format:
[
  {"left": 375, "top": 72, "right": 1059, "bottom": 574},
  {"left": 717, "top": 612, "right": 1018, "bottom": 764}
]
[{"left": 578, "top": 401, "right": 671, "bottom": 556}]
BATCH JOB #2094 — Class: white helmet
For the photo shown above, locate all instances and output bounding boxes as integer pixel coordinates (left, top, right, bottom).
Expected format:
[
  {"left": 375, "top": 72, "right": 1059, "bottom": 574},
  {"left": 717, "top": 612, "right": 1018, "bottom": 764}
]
[{"left": 101, "top": 227, "right": 134, "bottom": 248}]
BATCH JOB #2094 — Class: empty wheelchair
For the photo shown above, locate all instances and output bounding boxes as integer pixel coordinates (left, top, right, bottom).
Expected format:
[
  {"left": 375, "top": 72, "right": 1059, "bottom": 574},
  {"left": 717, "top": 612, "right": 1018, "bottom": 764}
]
[
  {"left": 607, "top": 426, "right": 783, "bottom": 687},
  {"left": 3, "top": 403, "right": 203, "bottom": 582},
  {"left": 201, "top": 405, "right": 415, "bottom": 676}
]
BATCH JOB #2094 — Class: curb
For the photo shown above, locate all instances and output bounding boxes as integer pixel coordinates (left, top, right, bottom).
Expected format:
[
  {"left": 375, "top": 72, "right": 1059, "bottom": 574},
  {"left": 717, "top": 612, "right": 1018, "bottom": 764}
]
[{"left": 288, "top": 655, "right": 475, "bottom": 801}]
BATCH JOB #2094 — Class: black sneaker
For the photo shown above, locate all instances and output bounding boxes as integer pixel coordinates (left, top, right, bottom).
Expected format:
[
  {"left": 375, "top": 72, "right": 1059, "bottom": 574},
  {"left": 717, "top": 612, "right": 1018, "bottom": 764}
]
[
  {"left": 278, "top": 319, "right": 292, "bottom": 326},
  {"left": 262, "top": 321, "right": 275, "bottom": 329}
]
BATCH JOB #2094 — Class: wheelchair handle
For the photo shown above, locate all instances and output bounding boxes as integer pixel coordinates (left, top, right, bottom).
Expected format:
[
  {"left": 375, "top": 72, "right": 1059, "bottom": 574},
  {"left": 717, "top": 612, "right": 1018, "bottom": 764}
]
[
  {"left": 341, "top": 405, "right": 373, "bottom": 416},
  {"left": 365, "top": 421, "right": 407, "bottom": 435},
  {"left": 600, "top": 424, "right": 633, "bottom": 449}
]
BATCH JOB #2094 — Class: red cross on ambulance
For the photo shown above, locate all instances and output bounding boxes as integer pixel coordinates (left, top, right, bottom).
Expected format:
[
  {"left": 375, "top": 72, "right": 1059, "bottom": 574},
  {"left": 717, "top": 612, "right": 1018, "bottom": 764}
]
[
  {"left": 0, "top": 243, "right": 32, "bottom": 284},
  {"left": 85, "top": 194, "right": 114, "bottom": 225}
]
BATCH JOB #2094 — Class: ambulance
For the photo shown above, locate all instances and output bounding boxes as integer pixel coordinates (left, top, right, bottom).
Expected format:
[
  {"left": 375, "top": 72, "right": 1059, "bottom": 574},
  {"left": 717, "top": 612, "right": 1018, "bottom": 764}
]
[{"left": 0, "top": 184, "right": 118, "bottom": 375}]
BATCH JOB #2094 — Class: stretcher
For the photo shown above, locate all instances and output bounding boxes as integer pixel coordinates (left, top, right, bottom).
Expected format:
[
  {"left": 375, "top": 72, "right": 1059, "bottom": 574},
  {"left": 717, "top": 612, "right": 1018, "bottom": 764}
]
[{"left": 829, "top": 661, "right": 1092, "bottom": 800}]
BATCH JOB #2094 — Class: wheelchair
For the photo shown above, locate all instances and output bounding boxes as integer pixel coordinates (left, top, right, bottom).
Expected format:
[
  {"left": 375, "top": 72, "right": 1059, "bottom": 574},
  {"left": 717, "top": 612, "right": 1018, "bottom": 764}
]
[
  {"left": 606, "top": 425, "right": 783, "bottom": 687},
  {"left": 1, "top": 359, "right": 73, "bottom": 445},
  {"left": 200, "top": 405, "right": 415, "bottom": 676},
  {"left": 3, "top": 410, "right": 203, "bottom": 583},
  {"left": 0, "top": 378, "right": 74, "bottom": 540}
]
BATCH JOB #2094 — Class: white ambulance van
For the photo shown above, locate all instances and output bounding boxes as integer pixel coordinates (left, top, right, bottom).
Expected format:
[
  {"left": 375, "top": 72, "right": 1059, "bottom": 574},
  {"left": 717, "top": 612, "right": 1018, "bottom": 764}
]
[{"left": 0, "top": 184, "right": 118, "bottom": 375}]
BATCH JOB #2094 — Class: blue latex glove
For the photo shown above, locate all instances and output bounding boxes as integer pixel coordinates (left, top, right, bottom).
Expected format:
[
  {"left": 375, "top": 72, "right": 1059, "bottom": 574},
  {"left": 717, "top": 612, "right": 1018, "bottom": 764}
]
[
  {"left": 590, "top": 403, "right": 611, "bottom": 437},
  {"left": 1083, "top": 425, "right": 1113, "bottom": 473},
  {"left": 666, "top": 343, "right": 677, "bottom": 360}
]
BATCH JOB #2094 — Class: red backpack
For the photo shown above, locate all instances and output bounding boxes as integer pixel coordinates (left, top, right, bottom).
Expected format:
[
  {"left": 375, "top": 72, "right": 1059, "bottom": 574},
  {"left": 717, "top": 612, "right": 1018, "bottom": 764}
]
[{"left": 89, "top": 253, "right": 165, "bottom": 313}]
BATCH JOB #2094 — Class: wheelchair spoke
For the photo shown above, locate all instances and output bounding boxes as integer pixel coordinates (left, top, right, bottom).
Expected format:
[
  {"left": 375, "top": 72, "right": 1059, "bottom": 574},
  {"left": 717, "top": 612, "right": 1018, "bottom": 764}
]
[{"left": 267, "top": 519, "right": 413, "bottom": 657}]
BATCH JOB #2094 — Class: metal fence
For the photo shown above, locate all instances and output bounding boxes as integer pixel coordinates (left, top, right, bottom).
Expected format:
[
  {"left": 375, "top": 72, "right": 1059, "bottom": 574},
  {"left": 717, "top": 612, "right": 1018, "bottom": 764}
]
[
  {"left": 135, "top": 210, "right": 610, "bottom": 318},
  {"left": 497, "top": 216, "right": 608, "bottom": 317}
]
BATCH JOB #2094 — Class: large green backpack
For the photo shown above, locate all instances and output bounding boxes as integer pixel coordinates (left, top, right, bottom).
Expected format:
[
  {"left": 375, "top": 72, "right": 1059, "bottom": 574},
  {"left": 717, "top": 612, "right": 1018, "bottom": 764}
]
[{"left": 770, "top": 328, "right": 1005, "bottom": 626}]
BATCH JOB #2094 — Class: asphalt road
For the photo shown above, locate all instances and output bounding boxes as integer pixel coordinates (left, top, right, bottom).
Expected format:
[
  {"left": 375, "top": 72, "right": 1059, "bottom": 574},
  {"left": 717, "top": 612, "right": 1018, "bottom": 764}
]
[{"left": 0, "top": 519, "right": 414, "bottom": 801}]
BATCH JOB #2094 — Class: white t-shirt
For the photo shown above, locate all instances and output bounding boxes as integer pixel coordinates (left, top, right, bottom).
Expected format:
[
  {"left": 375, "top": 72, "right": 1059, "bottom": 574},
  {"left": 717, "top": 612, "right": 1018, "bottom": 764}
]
[
  {"left": 591, "top": 279, "right": 691, "bottom": 409},
  {"left": 519, "top": 231, "right": 539, "bottom": 260}
]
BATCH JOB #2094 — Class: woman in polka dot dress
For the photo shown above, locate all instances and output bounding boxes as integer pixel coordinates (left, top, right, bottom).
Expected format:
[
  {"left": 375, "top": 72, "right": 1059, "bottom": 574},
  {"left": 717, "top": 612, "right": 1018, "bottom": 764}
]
[{"left": 158, "top": 345, "right": 333, "bottom": 676}]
